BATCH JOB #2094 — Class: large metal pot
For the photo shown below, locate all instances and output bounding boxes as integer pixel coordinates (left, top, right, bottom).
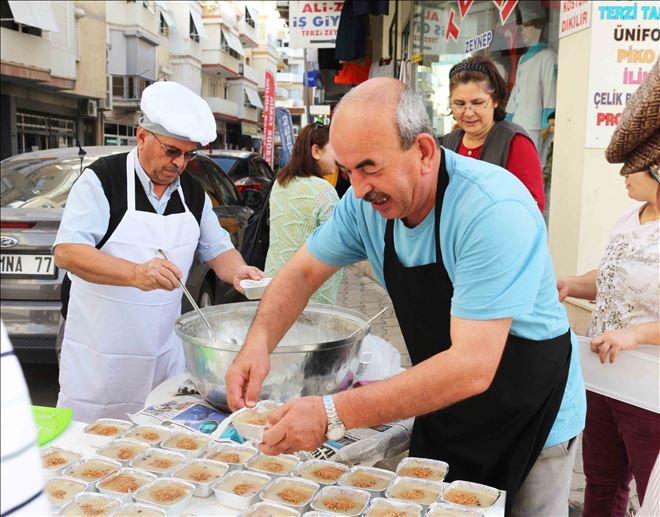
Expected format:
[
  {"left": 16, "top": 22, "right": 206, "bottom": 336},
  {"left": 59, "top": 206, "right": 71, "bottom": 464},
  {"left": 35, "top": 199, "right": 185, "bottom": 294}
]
[{"left": 175, "top": 302, "right": 370, "bottom": 410}]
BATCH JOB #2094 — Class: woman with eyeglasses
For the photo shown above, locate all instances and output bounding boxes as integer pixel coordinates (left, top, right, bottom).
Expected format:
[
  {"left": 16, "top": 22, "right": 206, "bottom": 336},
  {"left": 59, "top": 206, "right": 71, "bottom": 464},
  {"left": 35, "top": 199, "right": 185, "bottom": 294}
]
[
  {"left": 557, "top": 62, "right": 659, "bottom": 517},
  {"left": 443, "top": 57, "right": 545, "bottom": 212},
  {"left": 265, "top": 123, "right": 343, "bottom": 303}
]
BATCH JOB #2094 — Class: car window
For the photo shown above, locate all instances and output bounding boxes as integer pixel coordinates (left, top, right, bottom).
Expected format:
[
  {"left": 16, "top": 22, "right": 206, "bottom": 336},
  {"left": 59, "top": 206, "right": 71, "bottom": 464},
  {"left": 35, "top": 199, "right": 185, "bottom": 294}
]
[
  {"left": 0, "top": 157, "right": 96, "bottom": 208},
  {"left": 203, "top": 160, "right": 241, "bottom": 207},
  {"left": 212, "top": 157, "right": 237, "bottom": 175},
  {"left": 256, "top": 160, "right": 274, "bottom": 180},
  {"left": 185, "top": 159, "right": 222, "bottom": 207}
]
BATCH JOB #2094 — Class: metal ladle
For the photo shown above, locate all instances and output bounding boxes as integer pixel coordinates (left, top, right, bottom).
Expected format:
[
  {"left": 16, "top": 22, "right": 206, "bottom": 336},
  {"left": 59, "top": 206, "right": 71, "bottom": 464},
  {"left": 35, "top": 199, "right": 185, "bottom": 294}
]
[
  {"left": 348, "top": 306, "right": 389, "bottom": 339},
  {"left": 158, "top": 249, "right": 215, "bottom": 342}
]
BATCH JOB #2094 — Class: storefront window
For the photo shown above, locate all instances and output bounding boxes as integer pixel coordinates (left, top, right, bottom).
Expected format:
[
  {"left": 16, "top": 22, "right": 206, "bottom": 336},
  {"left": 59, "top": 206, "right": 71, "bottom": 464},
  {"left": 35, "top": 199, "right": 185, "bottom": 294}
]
[
  {"left": 16, "top": 111, "right": 76, "bottom": 154},
  {"left": 410, "top": 0, "right": 558, "bottom": 146},
  {"left": 103, "top": 123, "right": 136, "bottom": 146}
]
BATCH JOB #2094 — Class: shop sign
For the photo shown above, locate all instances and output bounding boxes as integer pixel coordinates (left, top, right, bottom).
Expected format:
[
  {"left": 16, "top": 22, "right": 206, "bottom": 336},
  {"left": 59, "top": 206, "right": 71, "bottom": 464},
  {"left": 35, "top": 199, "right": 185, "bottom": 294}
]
[
  {"left": 465, "top": 31, "right": 493, "bottom": 53},
  {"left": 289, "top": 1, "right": 344, "bottom": 49},
  {"left": 241, "top": 123, "right": 258, "bottom": 136},
  {"left": 585, "top": 1, "right": 659, "bottom": 148},
  {"left": 559, "top": 1, "right": 592, "bottom": 38},
  {"left": 412, "top": 6, "right": 445, "bottom": 52},
  {"left": 262, "top": 71, "right": 275, "bottom": 168}
]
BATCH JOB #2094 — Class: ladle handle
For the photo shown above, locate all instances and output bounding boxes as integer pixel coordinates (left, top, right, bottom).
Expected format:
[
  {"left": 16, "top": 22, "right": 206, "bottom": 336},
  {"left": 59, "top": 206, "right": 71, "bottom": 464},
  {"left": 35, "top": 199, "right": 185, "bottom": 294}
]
[
  {"left": 158, "top": 249, "right": 214, "bottom": 341},
  {"left": 349, "top": 306, "right": 389, "bottom": 338}
]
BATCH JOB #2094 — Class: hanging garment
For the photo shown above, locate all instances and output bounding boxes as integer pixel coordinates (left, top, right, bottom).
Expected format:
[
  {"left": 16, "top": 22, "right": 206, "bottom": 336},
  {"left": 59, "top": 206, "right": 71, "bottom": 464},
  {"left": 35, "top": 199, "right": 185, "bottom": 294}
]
[{"left": 57, "top": 150, "right": 200, "bottom": 423}]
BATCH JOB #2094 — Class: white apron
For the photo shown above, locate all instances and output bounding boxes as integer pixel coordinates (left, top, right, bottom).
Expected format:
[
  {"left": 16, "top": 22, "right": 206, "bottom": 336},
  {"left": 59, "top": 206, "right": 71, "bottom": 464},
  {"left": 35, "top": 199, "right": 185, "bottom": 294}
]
[{"left": 57, "top": 150, "right": 200, "bottom": 422}]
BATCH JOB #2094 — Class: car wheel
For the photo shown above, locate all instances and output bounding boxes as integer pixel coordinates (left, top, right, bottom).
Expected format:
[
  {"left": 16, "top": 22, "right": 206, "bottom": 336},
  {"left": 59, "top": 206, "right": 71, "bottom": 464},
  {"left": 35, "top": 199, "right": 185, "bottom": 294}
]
[{"left": 198, "top": 278, "right": 215, "bottom": 308}]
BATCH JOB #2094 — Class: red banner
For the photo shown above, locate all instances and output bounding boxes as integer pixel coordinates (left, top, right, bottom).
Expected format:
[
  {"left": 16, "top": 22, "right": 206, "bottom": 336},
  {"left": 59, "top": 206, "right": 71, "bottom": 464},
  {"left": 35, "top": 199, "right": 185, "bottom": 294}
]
[{"left": 262, "top": 71, "right": 275, "bottom": 169}]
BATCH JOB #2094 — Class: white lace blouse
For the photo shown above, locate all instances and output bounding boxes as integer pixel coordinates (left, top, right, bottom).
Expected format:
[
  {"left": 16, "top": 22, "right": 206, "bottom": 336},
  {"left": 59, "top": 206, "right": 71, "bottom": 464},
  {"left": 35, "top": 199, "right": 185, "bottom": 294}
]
[{"left": 588, "top": 204, "right": 660, "bottom": 337}]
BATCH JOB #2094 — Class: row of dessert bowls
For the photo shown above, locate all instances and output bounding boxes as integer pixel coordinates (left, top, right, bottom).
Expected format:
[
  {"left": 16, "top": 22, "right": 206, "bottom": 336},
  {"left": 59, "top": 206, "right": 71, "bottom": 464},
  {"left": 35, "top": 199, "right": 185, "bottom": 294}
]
[{"left": 42, "top": 417, "right": 500, "bottom": 516}]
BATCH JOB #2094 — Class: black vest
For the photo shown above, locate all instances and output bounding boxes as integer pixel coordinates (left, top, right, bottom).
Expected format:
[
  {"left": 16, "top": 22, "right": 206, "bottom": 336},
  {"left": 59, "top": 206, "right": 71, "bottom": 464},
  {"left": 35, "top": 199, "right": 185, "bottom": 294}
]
[
  {"left": 442, "top": 120, "right": 535, "bottom": 168},
  {"left": 60, "top": 152, "right": 206, "bottom": 317}
]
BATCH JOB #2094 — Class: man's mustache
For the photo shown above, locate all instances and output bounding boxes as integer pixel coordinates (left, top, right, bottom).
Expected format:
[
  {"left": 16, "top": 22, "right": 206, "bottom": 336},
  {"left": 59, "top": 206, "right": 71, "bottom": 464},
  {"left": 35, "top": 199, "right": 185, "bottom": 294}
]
[{"left": 364, "top": 190, "right": 390, "bottom": 203}]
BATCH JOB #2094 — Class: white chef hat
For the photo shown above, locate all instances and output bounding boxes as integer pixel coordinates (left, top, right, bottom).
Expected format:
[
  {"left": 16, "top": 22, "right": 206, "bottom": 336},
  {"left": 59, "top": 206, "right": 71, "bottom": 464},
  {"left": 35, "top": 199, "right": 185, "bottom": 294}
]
[
  {"left": 519, "top": 2, "right": 546, "bottom": 24},
  {"left": 139, "top": 81, "right": 217, "bottom": 146}
]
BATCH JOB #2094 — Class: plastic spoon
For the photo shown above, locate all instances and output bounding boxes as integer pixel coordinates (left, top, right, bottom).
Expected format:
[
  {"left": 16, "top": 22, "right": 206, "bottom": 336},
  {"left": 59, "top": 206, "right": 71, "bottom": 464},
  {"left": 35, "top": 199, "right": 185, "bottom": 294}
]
[{"left": 158, "top": 249, "right": 215, "bottom": 342}]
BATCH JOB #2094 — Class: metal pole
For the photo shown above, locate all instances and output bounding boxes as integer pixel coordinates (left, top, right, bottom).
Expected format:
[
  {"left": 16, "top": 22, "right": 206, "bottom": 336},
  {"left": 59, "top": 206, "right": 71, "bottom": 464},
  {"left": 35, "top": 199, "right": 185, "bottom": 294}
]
[{"left": 303, "top": 48, "right": 311, "bottom": 124}]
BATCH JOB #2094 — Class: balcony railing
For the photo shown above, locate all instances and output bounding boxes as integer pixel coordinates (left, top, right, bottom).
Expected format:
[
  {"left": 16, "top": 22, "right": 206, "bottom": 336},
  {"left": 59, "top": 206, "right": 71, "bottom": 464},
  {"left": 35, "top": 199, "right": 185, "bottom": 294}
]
[
  {"left": 204, "top": 96, "right": 239, "bottom": 118},
  {"left": 239, "top": 62, "right": 259, "bottom": 84},
  {"left": 111, "top": 75, "right": 152, "bottom": 105},
  {"left": 277, "top": 72, "right": 303, "bottom": 84}
]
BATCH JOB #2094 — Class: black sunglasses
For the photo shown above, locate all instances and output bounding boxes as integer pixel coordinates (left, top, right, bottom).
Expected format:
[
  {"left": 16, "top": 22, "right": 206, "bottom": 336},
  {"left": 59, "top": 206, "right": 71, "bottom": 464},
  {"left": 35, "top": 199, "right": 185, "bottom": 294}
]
[{"left": 151, "top": 132, "right": 198, "bottom": 161}]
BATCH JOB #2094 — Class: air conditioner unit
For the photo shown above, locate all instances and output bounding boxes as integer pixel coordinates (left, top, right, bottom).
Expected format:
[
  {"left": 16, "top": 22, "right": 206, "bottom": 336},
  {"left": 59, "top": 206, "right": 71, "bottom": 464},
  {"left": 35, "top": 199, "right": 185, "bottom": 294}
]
[{"left": 81, "top": 99, "right": 98, "bottom": 118}]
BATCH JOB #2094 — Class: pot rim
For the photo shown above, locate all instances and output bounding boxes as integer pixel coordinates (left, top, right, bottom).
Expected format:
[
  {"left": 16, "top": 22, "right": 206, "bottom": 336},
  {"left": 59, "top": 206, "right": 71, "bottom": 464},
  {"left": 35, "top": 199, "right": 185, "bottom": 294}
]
[{"left": 175, "top": 302, "right": 370, "bottom": 353}]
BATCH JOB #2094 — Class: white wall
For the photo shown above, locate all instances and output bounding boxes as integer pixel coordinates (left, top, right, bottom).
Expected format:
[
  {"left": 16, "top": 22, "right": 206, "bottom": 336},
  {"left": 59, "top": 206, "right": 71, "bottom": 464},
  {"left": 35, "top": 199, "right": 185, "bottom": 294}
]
[{"left": 548, "top": 26, "right": 639, "bottom": 277}]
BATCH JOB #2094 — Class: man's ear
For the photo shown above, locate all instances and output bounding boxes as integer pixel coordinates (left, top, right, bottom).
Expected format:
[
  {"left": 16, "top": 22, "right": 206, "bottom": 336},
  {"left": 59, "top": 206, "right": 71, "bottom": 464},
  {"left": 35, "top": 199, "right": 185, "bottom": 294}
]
[
  {"left": 136, "top": 127, "right": 149, "bottom": 146},
  {"left": 416, "top": 133, "right": 437, "bottom": 175}
]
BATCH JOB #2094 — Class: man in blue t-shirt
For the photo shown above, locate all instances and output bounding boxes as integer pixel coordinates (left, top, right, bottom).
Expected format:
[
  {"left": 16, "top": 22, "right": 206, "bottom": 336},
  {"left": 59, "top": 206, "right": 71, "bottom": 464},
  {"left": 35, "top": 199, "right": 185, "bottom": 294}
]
[{"left": 226, "top": 77, "right": 585, "bottom": 516}]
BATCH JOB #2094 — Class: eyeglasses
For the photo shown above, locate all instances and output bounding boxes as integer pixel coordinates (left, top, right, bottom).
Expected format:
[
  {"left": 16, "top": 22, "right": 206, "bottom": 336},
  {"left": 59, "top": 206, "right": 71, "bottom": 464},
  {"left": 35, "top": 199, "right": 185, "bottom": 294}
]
[
  {"left": 450, "top": 98, "right": 491, "bottom": 114},
  {"left": 150, "top": 132, "right": 198, "bottom": 161}
]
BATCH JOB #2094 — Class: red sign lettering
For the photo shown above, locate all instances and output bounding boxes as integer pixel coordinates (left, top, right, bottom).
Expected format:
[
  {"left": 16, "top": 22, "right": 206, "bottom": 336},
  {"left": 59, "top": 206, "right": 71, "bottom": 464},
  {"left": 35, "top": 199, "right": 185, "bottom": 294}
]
[{"left": 445, "top": 9, "right": 460, "bottom": 41}]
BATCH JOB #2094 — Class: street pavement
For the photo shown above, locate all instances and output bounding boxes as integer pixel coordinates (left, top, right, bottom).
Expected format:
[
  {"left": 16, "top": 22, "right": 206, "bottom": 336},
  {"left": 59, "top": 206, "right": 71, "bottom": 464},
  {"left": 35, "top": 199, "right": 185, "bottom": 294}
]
[{"left": 335, "top": 263, "right": 640, "bottom": 516}]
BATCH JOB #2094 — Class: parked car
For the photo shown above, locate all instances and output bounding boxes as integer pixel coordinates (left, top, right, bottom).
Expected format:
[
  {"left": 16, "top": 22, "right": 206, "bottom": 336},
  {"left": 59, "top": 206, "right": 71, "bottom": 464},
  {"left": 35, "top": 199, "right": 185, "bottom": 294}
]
[
  {"left": 203, "top": 150, "right": 274, "bottom": 196},
  {"left": 0, "top": 146, "right": 256, "bottom": 363}
]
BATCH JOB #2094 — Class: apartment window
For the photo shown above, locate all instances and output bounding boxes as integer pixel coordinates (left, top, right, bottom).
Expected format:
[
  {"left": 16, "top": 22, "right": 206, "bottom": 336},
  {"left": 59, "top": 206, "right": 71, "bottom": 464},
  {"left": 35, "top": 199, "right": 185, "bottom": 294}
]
[
  {"left": 244, "top": 7, "right": 255, "bottom": 28},
  {"left": 0, "top": 1, "right": 42, "bottom": 36},
  {"left": 189, "top": 14, "right": 200, "bottom": 43},
  {"left": 159, "top": 13, "right": 169, "bottom": 36},
  {"left": 104, "top": 123, "right": 136, "bottom": 146},
  {"left": 220, "top": 31, "right": 240, "bottom": 60},
  {"left": 111, "top": 76, "right": 153, "bottom": 99}
]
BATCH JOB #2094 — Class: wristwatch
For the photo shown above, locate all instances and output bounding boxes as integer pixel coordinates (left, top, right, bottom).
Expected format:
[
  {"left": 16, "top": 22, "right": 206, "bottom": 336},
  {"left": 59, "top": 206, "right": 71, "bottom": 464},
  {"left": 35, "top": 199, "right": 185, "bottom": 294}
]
[{"left": 323, "top": 395, "right": 346, "bottom": 441}]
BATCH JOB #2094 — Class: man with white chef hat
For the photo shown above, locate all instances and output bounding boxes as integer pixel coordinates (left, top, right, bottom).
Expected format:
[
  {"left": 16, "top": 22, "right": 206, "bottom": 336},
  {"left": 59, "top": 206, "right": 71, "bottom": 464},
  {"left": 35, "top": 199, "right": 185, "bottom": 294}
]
[{"left": 53, "top": 81, "right": 264, "bottom": 423}]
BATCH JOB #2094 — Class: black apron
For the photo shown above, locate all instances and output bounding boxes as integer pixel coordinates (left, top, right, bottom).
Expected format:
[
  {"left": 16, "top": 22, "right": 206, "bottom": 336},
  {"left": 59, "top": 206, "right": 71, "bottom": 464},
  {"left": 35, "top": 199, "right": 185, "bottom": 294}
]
[{"left": 383, "top": 149, "right": 571, "bottom": 515}]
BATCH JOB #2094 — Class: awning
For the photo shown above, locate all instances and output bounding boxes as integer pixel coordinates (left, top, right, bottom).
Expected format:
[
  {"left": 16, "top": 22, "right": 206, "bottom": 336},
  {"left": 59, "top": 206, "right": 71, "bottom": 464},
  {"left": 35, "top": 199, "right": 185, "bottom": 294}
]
[
  {"left": 244, "top": 87, "right": 264, "bottom": 110},
  {"left": 245, "top": 4, "right": 259, "bottom": 24},
  {"left": 189, "top": 7, "right": 208, "bottom": 41},
  {"left": 7, "top": 0, "right": 59, "bottom": 32},
  {"left": 222, "top": 28, "right": 245, "bottom": 57},
  {"left": 156, "top": 1, "right": 175, "bottom": 29}
]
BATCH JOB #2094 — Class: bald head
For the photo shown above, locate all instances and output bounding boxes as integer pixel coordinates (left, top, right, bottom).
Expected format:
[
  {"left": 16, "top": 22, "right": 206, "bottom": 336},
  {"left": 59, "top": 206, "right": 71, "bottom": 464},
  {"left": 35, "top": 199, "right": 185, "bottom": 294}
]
[{"left": 333, "top": 78, "right": 432, "bottom": 150}]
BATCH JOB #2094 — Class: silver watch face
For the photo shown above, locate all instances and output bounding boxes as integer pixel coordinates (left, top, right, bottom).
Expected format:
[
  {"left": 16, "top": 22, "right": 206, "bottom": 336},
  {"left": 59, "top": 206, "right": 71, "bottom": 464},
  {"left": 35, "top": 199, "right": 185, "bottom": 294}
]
[{"left": 326, "top": 424, "right": 345, "bottom": 441}]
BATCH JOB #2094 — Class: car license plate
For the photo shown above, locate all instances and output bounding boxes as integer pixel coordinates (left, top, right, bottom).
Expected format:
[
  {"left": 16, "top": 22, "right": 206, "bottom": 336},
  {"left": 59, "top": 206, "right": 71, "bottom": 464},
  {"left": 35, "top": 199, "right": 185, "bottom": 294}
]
[{"left": 0, "top": 253, "right": 56, "bottom": 278}]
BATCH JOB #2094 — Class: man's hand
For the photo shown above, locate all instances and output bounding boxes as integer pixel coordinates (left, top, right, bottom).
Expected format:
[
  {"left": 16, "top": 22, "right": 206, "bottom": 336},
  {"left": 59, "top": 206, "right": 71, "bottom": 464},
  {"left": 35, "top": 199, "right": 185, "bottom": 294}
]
[
  {"left": 132, "top": 258, "right": 183, "bottom": 291},
  {"left": 225, "top": 343, "right": 271, "bottom": 411},
  {"left": 232, "top": 265, "right": 265, "bottom": 294},
  {"left": 591, "top": 329, "right": 638, "bottom": 364},
  {"left": 260, "top": 397, "right": 327, "bottom": 455}
]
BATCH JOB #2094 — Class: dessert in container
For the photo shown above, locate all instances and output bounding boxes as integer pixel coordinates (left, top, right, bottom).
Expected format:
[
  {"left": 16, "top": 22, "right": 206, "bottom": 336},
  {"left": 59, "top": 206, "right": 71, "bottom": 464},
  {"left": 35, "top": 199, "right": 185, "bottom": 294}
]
[
  {"left": 58, "top": 492, "right": 121, "bottom": 516},
  {"left": 161, "top": 430, "right": 212, "bottom": 458},
  {"left": 385, "top": 477, "right": 443, "bottom": 506},
  {"left": 133, "top": 477, "right": 195, "bottom": 516},
  {"left": 110, "top": 502, "right": 167, "bottom": 517},
  {"left": 310, "top": 485, "right": 371, "bottom": 516},
  {"left": 232, "top": 400, "right": 281, "bottom": 442},
  {"left": 293, "top": 460, "right": 349, "bottom": 485},
  {"left": 172, "top": 458, "right": 230, "bottom": 497},
  {"left": 97, "top": 439, "right": 149, "bottom": 465},
  {"left": 205, "top": 443, "right": 258, "bottom": 470},
  {"left": 240, "top": 278, "right": 272, "bottom": 300},
  {"left": 243, "top": 500, "right": 301, "bottom": 517},
  {"left": 45, "top": 476, "right": 87, "bottom": 509},
  {"left": 42, "top": 447, "right": 83, "bottom": 478},
  {"left": 212, "top": 470, "right": 271, "bottom": 510},
  {"left": 260, "top": 476, "right": 320, "bottom": 512},
  {"left": 363, "top": 496, "right": 423, "bottom": 517},
  {"left": 337, "top": 466, "right": 395, "bottom": 496},
  {"left": 301, "top": 512, "right": 337, "bottom": 517},
  {"left": 396, "top": 457, "right": 449, "bottom": 483},
  {"left": 129, "top": 448, "right": 186, "bottom": 476},
  {"left": 247, "top": 453, "right": 300, "bottom": 477},
  {"left": 62, "top": 456, "right": 122, "bottom": 490},
  {"left": 426, "top": 501, "right": 484, "bottom": 517},
  {"left": 96, "top": 467, "right": 158, "bottom": 501},
  {"left": 122, "top": 425, "right": 172, "bottom": 447},
  {"left": 440, "top": 481, "right": 500, "bottom": 510},
  {"left": 83, "top": 418, "right": 134, "bottom": 445}
]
